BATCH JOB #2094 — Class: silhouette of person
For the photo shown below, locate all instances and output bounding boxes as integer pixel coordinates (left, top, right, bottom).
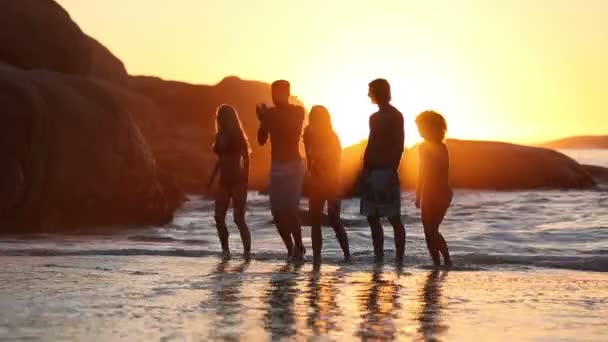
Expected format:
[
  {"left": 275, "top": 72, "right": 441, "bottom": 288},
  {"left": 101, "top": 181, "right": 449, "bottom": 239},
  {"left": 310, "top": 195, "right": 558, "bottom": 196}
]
[
  {"left": 360, "top": 79, "right": 406, "bottom": 262},
  {"left": 303, "top": 105, "right": 351, "bottom": 263},
  {"left": 263, "top": 263, "right": 301, "bottom": 340},
  {"left": 257, "top": 80, "right": 306, "bottom": 261},
  {"left": 356, "top": 264, "right": 402, "bottom": 340},
  {"left": 418, "top": 270, "right": 449, "bottom": 341},
  {"left": 207, "top": 104, "right": 251, "bottom": 259},
  {"left": 415, "top": 111, "right": 453, "bottom": 267}
]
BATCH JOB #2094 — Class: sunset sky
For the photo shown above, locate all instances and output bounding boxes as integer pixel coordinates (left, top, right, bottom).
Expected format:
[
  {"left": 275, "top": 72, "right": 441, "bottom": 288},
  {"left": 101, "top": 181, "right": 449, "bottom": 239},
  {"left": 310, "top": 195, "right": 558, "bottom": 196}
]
[{"left": 57, "top": 0, "right": 608, "bottom": 147}]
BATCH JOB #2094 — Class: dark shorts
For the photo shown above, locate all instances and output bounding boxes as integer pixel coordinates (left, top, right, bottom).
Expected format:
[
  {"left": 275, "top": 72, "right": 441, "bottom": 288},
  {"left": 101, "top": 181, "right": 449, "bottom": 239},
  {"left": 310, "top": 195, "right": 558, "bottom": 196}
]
[{"left": 359, "top": 169, "right": 401, "bottom": 218}]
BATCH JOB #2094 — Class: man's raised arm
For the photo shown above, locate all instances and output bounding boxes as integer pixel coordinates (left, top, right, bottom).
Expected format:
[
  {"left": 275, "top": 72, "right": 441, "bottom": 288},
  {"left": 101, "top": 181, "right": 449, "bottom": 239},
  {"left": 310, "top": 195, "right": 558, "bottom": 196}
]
[
  {"left": 257, "top": 104, "right": 269, "bottom": 145},
  {"left": 257, "top": 120, "right": 269, "bottom": 145}
]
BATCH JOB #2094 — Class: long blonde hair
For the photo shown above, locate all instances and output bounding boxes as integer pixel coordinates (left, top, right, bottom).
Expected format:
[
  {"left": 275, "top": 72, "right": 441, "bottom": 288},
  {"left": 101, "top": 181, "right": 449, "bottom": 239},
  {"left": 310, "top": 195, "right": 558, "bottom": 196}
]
[
  {"left": 305, "top": 105, "right": 338, "bottom": 141},
  {"left": 215, "top": 104, "right": 250, "bottom": 152}
]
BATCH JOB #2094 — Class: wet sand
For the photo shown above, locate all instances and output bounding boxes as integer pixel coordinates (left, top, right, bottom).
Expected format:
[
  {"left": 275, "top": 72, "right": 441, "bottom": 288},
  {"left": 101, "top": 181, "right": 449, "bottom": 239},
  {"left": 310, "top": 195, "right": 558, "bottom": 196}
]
[{"left": 1, "top": 256, "right": 606, "bottom": 341}]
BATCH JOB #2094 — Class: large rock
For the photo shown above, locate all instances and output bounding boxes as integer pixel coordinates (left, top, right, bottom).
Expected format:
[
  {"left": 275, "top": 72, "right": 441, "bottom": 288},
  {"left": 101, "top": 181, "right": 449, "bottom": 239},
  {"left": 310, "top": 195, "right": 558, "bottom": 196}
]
[
  {"left": 404, "top": 140, "right": 595, "bottom": 189},
  {"left": 86, "top": 36, "right": 129, "bottom": 84},
  {"left": 339, "top": 139, "right": 596, "bottom": 195},
  {"left": 0, "top": 64, "right": 181, "bottom": 232},
  {"left": 129, "top": 75, "right": 304, "bottom": 193},
  {"left": 540, "top": 135, "right": 608, "bottom": 149},
  {"left": 582, "top": 165, "right": 608, "bottom": 185},
  {"left": 0, "top": 0, "right": 127, "bottom": 83}
]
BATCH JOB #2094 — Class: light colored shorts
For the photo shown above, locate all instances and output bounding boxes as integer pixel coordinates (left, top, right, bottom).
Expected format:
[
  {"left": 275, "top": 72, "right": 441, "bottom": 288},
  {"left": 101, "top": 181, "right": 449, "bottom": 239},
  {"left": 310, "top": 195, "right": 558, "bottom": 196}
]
[
  {"left": 269, "top": 159, "right": 305, "bottom": 212},
  {"left": 359, "top": 169, "right": 401, "bottom": 218}
]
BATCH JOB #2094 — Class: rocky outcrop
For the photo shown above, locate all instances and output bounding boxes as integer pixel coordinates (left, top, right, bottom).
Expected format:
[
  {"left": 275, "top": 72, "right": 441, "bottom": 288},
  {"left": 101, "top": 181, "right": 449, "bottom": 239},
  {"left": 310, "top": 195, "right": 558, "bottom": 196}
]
[
  {"left": 86, "top": 36, "right": 129, "bottom": 84},
  {"left": 404, "top": 140, "right": 596, "bottom": 189},
  {"left": 582, "top": 165, "right": 608, "bottom": 185},
  {"left": 540, "top": 136, "right": 608, "bottom": 149},
  {"left": 0, "top": 0, "right": 127, "bottom": 83},
  {"left": 0, "top": 65, "right": 181, "bottom": 232},
  {"left": 339, "top": 139, "right": 596, "bottom": 195},
  {"left": 128, "top": 75, "right": 304, "bottom": 193},
  {"left": 0, "top": 0, "right": 305, "bottom": 232}
]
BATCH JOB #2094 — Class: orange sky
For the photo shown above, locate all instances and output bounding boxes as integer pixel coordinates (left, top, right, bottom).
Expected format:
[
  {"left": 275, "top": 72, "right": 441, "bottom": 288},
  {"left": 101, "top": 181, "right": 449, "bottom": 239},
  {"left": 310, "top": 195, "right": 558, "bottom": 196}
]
[{"left": 57, "top": 0, "right": 608, "bottom": 147}]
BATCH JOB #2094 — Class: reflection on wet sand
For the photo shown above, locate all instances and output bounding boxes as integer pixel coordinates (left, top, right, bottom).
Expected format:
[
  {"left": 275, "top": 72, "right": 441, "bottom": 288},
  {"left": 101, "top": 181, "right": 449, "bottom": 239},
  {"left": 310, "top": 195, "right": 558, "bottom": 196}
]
[
  {"left": 200, "top": 259, "right": 249, "bottom": 340},
  {"left": 357, "top": 264, "right": 403, "bottom": 340},
  {"left": 204, "top": 259, "right": 250, "bottom": 341},
  {"left": 418, "top": 270, "right": 449, "bottom": 341},
  {"left": 263, "top": 263, "right": 301, "bottom": 340},
  {"left": 306, "top": 263, "right": 344, "bottom": 337}
]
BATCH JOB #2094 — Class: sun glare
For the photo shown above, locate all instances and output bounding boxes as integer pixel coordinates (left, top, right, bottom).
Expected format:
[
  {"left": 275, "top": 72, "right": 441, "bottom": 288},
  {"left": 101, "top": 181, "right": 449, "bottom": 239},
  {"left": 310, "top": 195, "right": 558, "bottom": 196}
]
[
  {"left": 295, "top": 64, "right": 470, "bottom": 148},
  {"left": 56, "top": 0, "right": 608, "bottom": 145}
]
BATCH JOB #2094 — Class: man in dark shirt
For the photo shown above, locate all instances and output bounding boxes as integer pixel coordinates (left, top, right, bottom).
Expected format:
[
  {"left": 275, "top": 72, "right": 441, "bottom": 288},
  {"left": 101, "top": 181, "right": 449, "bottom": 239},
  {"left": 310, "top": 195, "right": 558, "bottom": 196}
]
[
  {"left": 360, "top": 78, "right": 406, "bottom": 262},
  {"left": 257, "top": 80, "right": 306, "bottom": 260}
]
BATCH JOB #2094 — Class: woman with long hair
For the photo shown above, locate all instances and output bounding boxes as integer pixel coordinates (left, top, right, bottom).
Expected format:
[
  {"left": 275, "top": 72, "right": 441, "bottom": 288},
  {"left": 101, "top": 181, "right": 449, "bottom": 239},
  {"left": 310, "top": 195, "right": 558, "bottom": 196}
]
[
  {"left": 303, "top": 105, "right": 350, "bottom": 262},
  {"left": 208, "top": 104, "right": 252, "bottom": 259}
]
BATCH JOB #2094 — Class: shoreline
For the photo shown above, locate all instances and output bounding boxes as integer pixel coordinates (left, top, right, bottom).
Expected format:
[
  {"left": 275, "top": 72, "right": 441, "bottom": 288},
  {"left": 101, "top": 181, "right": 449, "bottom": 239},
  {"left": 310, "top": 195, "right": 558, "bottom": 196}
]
[{"left": 1, "top": 255, "right": 606, "bottom": 341}]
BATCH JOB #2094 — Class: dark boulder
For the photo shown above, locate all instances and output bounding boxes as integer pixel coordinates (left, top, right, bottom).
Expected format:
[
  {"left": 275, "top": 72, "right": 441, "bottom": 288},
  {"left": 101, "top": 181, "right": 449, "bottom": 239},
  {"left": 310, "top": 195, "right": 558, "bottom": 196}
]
[
  {"left": 339, "top": 139, "right": 595, "bottom": 195},
  {"left": 0, "top": 65, "right": 182, "bottom": 232},
  {"left": 402, "top": 140, "right": 596, "bottom": 189},
  {"left": 582, "top": 165, "right": 608, "bottom": 185},
  {"left": 128, "top": 75, "right": 305, "bottom": 193},
  {"left": 0, "top": 0, "right": 127, "bottom": 83}
]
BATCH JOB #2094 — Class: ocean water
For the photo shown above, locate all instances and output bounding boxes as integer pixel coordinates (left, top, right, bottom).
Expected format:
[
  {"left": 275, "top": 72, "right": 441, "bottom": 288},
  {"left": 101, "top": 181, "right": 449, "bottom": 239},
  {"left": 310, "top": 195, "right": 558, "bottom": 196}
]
[{"left": 0, "top": 149, "right": 607, "bottom": 341}]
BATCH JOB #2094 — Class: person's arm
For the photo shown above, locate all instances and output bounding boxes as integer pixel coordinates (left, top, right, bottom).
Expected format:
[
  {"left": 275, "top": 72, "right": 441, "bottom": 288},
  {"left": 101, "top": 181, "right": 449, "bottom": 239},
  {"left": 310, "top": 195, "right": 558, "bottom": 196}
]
[
  {"left": 416, "top": 144, "right": 426, "bottom": 208},
  {"left": 256, "top": 104, "right": 269, "bottom": 145},
  {"left": 207, "top": 160, "right": 220, "bottom": 189},
  {"left": 241, "top": 148, "right": 250, "bottom": 183},
  {"left": 335, "top": 133, "right": 343, "bottom": 167},
  {"left": 257, "top": 120, "right": 269, "bottom": 145},
  {"left": 303, "top": 131, "right": 314, "bottom": 172},
  {"left": 391, "top": 114, "right": 405, "bottom": 170},
  {"left": 362, "top": 116, "right": 373, "bottom": 170},
  {"left": 214, "top": 132, "right": 232, "bottom": 155}
]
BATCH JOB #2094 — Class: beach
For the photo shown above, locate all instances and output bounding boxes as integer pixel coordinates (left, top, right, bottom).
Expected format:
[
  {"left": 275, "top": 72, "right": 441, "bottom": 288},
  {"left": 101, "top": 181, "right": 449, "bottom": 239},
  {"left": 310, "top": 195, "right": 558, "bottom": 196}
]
[
  {"left": 0, "top": 150, "right": 606, "bottom": 341},
  {"left": 1, "top": 257, "right": 606, "bottom": 341}
]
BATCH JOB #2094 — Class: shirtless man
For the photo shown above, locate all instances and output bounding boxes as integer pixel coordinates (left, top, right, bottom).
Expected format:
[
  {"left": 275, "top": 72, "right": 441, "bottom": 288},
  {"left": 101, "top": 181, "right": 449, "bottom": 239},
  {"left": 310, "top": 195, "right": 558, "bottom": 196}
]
[
  {"left": 360, "top": 78, "right": 406, "bottom": 262},
  {"left": 257, "top": 80, "right": 306, "bottom": 261}
]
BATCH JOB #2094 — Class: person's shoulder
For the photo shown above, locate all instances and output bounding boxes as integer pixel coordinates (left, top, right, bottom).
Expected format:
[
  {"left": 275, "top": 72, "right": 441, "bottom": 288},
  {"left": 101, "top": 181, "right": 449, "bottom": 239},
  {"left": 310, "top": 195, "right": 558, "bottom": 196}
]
[
  {"left": 265, "top": 106, "right": 279, "bottom": 117},
  {"left": 369, "top": 111, "right": 380, "bottom": 122},
  {"left": 331, "top": 131, "right": 342, "bottom": 149},
  {"left": 290, "top": 104, "right": 305, "bottom": 118},
  {"left": 388, "top": 105, "right": 404, "bottom": 120}
]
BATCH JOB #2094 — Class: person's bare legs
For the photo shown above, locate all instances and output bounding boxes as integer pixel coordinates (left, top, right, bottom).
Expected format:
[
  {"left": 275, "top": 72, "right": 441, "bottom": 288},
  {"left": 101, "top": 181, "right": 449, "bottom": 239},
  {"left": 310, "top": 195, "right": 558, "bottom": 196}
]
[
  {"left": 367, "top": 215, "right": 384, "bottom": 262},
  {"left": 310, "top": 196, "right": 324, "bottom": 263},
  {"left": 328, "top": 199, "right": 350, "bottom": 261},
  {"left": 272, "top": 209, "right": 294, "bottom": 258},
  {"left": 423, "top": 223, "right": 441, "bottom": 266},
  {"left": 214, "top": 187, "right": 231, "bottom": 258},
  {"left": 436, "top": 233, "right": 451, "bottom": 266},
  {"left": 232, "top": 184, "right": 251, "bottom": 259},
  {"left": 388, "top": 215, "right": 405, "bottom": 262},
  {"left": 422, "top": 203, "right": 450, "bottom": 266},
  {"left": 289, "top": 210, "right": 305, "bottom": 261}
]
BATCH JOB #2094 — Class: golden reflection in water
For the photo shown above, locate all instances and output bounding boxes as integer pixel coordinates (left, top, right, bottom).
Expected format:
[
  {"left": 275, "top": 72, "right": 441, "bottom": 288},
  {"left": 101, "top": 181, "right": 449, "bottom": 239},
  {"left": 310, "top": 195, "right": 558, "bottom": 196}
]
[
  {"left": 357, "top": 264, "right": 403, "bottom": 340},
  {"left": 306, "top": 263, "right": 343, "bottom": 337},
  {"left": 417, "top": 270, "right": 449, "bottom": 341},
  {"left": 263, "top": 263, "right": 301, "bottom": 340},
  {"left": 204, "top": 259, "right": 250, "bottom": 341}
]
